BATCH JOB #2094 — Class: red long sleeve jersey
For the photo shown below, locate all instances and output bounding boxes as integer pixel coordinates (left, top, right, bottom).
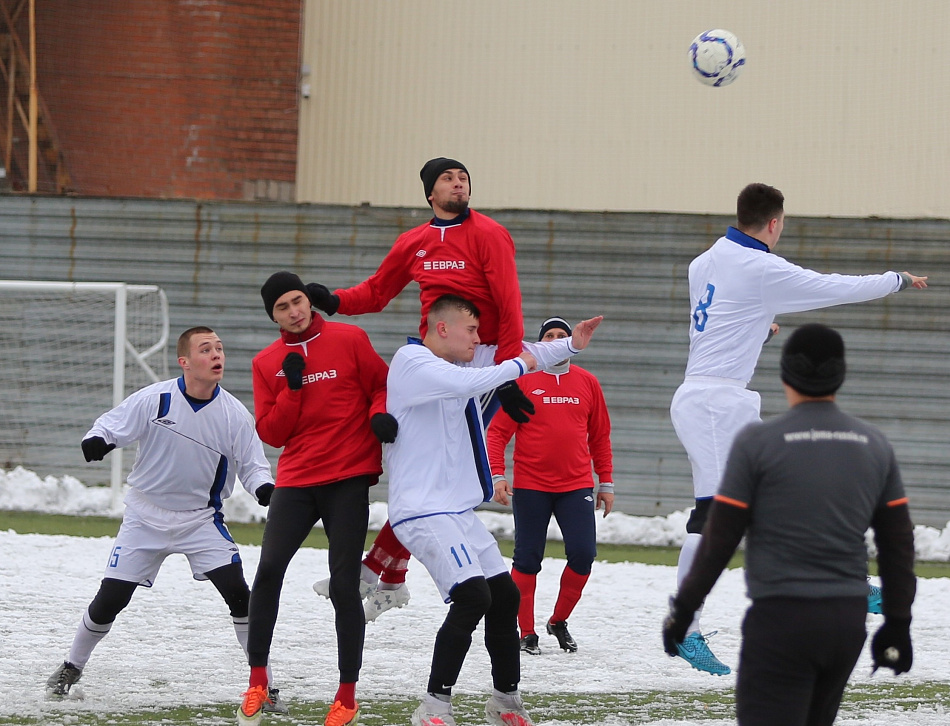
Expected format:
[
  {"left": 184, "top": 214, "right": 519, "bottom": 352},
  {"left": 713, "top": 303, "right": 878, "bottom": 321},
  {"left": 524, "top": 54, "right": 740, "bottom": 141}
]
[
  {"left": 487, "top": 365, "right": 613, "bottom": 492},
  {"left": 333, "top": 209, "right": 525, "bottom": 363},
  {"left": 252, "top": 315, "right": 388, "bottom": 488}
]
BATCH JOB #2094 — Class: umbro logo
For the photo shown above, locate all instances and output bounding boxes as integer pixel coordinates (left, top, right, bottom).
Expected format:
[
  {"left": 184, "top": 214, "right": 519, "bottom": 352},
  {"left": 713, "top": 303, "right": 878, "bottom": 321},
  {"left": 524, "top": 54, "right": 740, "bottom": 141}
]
[
  {"left": 416, "top": 249, "right": 427, "bottom": 257},
  {"left": 531, "top": 389, "right": 545, "bottom": 396},
  {"left": 155, "top": 418, "right": 176, "bottom": 426}
]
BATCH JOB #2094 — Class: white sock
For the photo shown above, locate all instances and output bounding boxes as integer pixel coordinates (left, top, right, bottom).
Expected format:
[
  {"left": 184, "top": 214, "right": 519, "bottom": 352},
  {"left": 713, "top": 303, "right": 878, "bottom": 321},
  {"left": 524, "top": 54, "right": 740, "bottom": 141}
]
[
  {"left": 360, "top": 564, "right": 379, "bottom": 586},
  {"left": 233, "top": 616, "right": 274, "bottom": 686},
  {"left": 677, "top": 533, "right": 704, "bottom": 633},
  {"left": 67, "top": 608, "right": 113, "bottom": 669},
  {"left": 233, "top": 615, "right": 250, "bottom": 655},
  {"left": 378, "top": 581, "right": 403, "bottom": 591},
  {"left": 492, "top": 689, "right": 522, "bottom": 707}
]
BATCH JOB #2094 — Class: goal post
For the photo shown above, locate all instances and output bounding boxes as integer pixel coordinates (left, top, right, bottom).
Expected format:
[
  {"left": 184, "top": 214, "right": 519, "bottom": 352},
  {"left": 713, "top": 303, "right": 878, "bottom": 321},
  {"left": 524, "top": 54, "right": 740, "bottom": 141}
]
[{"left": 0, "top": 281, "right": 169, "bottom": 507}]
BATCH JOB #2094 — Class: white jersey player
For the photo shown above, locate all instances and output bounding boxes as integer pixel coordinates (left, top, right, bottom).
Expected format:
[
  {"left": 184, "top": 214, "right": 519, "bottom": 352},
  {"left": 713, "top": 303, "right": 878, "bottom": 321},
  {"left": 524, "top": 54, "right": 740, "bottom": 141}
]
[
  {"left": 46, "top": 326, "right": 282, "bottom": 710},
  {"left": 386, "top": 294, "right": 602, "bottom": 726},
  {"left": 668, "top": 183, "right": 928, "bottom": 676}
]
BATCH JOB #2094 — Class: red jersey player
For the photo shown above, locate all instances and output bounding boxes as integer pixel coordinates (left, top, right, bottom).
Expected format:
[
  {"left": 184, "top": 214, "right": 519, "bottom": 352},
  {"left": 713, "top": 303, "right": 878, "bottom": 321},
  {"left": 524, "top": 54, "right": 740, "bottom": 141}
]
[
  {"left": 309, "top": 159, "right": 534, "bottom": 620},
  {"left": 487, "top": 317, "right": 614, "bottom": 655}
]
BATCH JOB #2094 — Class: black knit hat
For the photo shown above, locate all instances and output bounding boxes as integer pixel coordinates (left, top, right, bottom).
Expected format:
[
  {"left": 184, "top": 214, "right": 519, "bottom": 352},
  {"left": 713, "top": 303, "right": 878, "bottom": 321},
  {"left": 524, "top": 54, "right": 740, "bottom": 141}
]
[
  {"left": 261, "top": 271, "right": 310, "bottom": 321},
  {"left": 538, "top": 316, "right": 572, "bottom": 341},
  {"left": 780, "top": 323, "right": 846, "bottom": 396},
  {"left": 420, "top": 157, "right": 470, "bottom": 205}
]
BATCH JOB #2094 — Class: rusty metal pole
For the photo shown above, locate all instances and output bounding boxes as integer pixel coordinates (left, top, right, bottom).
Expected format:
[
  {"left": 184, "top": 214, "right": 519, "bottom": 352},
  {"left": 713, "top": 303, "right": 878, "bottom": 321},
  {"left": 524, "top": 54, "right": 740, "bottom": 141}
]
[{"left": 27, "top": 0, "right": 36, "bottom": 192}]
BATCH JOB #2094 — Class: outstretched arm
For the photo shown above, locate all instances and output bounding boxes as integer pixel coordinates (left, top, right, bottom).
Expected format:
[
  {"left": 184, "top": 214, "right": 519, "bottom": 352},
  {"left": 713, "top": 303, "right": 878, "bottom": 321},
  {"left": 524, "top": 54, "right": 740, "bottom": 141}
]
[{"left": 570, "top": 316, "right": 604, "bottom": 350}]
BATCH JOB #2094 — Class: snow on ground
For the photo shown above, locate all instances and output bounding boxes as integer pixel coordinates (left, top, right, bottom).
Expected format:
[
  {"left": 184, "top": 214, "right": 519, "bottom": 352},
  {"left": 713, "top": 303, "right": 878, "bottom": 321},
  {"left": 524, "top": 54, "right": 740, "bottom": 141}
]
[{"left": 3, "top": 467, "right": 950, "bottom": 725}]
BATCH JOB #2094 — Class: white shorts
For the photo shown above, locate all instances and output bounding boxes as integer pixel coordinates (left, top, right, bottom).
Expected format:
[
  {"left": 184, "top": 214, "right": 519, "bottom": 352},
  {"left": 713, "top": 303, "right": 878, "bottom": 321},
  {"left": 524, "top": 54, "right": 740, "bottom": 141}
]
[
  {"left": 670, "top": 380, "right": 761, "bottom": 499},
  {"left": 393, "top": 509, "right": 507, "bottom": 603},
  {"left": 105, "top": 489, "right": 241, "bottom": 587}
]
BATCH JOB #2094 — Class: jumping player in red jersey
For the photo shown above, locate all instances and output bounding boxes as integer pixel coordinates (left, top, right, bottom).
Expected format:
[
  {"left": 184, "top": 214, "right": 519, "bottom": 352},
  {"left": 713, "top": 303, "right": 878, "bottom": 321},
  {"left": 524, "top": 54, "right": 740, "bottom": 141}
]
[{"left": 309, "top": 159, "right": 534, "bottom": 621}]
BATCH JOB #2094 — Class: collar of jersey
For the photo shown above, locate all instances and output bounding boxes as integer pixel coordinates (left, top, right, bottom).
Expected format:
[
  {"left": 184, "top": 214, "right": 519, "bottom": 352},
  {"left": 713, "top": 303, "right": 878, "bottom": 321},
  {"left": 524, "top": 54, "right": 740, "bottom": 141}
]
[
  {"left": 407, "top": 336, "right": 424, "bottom": 346},
  {"left": 430, "top": 208, "right": 471, "bottom": 227},
  {"left": 726, "top": 225, "right": 770, "bottom": 253},
  {"left": 280, "top": 313, "right": 325, "bottom": 345},
  {"left": 178, "top": 375, "right": 219, "bottom": 411}
]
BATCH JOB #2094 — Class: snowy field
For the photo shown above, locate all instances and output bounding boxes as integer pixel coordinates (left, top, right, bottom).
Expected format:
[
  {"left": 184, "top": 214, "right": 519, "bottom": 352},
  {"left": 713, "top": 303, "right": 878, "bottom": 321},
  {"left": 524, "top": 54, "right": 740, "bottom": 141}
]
[{"left": 3, "top": 467, "right": 950, "bottom": 725}]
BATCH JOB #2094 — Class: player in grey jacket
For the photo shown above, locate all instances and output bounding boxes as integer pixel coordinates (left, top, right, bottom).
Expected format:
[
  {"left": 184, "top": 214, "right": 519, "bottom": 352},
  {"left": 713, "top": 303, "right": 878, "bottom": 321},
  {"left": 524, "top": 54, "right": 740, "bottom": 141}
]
[{"left": 662, "top": 323, "right": 916, "bottom": 726}]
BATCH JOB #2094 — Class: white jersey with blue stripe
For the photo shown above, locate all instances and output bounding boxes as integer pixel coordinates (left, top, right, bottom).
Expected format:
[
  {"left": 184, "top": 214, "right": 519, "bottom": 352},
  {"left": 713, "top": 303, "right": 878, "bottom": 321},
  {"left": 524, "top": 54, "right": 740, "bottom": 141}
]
[
  {"left": 85, "top": 377, "right": 273, "bottom": 512},
  {"left": 683, "top": 227, "right": 902, "bottom": 384},
  {"left": 385, "top": 336, "right": 580, "bottom": 527}
]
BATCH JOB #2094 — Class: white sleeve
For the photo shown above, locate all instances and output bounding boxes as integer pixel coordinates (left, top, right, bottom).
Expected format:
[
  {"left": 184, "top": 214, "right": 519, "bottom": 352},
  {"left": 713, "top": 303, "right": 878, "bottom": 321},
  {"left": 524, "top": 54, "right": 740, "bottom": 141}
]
[
  {"left": 520, "top": 337, "right": 580, "bottom": 371},
  {"left": 761, "top": 257, "right": 901, "bottom": 316},
  {"left": 397, "top": 353, "right": 526, "bottom": 406},
  {"left": 231, "top": 404, "right": 274, "bottom": 496},
  {"left": 84, "top": 390, "right": 151, "bottom": 448}
]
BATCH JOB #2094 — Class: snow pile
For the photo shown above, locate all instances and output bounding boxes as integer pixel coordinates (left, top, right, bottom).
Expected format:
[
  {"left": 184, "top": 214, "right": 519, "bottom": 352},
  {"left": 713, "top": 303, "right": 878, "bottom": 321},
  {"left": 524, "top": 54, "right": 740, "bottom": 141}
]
[{"left": 3, "top": 466, "right": 949, "bottom": 560}]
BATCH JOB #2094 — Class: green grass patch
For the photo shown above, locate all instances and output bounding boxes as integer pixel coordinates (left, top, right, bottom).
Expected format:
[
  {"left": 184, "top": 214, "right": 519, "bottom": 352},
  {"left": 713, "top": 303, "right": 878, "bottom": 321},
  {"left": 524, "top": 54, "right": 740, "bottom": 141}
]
[
  {"left": 18, "top": 681, "right": 950, "bottom": 725},
  {"left": 5, "top": 510, "right": 950, "bottom": 576}
]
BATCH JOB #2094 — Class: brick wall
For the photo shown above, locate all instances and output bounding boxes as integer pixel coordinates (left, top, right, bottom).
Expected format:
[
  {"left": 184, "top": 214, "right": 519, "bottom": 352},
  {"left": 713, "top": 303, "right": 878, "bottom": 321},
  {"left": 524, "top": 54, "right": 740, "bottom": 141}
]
[{"left": 31, "top": 1, "right": 300, "bottom": 199}]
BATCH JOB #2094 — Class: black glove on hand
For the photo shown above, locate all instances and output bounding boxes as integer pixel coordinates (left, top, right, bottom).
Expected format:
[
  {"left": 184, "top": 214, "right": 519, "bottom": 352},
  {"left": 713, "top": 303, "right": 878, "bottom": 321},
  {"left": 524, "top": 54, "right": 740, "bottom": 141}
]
[
  {"left": 496, "top": 381, "right": 535, "bottom": 424},
  {"left": 255, "top": 483, "right": 275, "bottom": 507},
  {"left": 370, "top": 413, "right": 399, "bottom": 443},
  {"left": 282, "top": 352, "right": 306, "bottom": 390},
  {"left": 305, "top": 282, "right": 340, "bottom": 316},
  {"left": 81, "top": 436, "right": 116, "bottom": 462},
  {"left": 871, "top": 617, "right": 913, "bottom": 675},
  {"left": 662, "top": 596, "right": 694, "bottom": 657}
]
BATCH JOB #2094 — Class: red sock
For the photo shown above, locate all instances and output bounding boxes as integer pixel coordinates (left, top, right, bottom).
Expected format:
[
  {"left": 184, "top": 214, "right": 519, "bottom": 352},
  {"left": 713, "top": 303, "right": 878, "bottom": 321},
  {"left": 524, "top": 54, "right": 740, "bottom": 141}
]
[
  {"left": 510, "top": 568, "right": 537, "bottom": 636},
  {"left": 365, "top": 521, "right": 411, "bottom": 584},
  {"left": 334, "top": 681, "right": 356, "bottom": 709},
  {"left": 249, "top": 666, "right": 268, "bottom": 690},
  {"left": 550, "top": 566, "right": 590, "bottom": 623}
]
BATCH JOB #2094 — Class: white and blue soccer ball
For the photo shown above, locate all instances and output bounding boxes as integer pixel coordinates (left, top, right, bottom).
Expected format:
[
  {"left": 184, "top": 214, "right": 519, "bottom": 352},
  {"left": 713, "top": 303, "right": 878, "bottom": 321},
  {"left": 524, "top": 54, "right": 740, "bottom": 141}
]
[{"left": 688, "top": 29, "right": 746, "bottom": 87}]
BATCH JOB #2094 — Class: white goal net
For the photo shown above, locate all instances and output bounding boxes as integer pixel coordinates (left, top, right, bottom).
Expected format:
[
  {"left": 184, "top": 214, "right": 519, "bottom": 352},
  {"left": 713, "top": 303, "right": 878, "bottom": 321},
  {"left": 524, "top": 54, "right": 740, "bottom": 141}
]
[{"left": 0, "top": 281, "right": 169, "bottom": 503}]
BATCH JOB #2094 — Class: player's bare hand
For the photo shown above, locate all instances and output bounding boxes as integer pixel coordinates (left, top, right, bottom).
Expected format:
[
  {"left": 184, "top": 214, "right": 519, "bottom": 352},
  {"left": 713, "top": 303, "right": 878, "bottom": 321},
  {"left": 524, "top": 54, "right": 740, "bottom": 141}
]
[
  {"left": 518, "top": 350, "right": 538, "bottom": 372},
  {"left": 901, "top": 272, "right": 928, "bottom": 289},
  {"left": 493, "top": 478, "right": 512, "bottom": 506},
  {"left": 570, "top": 316, "right": 604, "bottom": 350},
  {"left": 596, "top": 491, "right": 614, "bottom": 517}
]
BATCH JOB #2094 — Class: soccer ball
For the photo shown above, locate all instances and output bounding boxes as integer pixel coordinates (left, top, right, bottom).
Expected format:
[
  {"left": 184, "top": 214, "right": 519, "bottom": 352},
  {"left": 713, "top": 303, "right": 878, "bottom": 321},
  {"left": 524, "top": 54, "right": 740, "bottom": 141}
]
[{"left": 688, "top": 29, "right": 746, "bottom": 87}]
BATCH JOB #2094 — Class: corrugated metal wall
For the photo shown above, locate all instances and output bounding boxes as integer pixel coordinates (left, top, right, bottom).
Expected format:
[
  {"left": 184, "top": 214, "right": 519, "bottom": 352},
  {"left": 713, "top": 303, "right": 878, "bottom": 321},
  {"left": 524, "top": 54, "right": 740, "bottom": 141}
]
[
  {"left": 298, "top": 1, "right": 950, "bottom": 218},
  {"left": 1, "top": 197, "right": 947, "bottom": 525}
]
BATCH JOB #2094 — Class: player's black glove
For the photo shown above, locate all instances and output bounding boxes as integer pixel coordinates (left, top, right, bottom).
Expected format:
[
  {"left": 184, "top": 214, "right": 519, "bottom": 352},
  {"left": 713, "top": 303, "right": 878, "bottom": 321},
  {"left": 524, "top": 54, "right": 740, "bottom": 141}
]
[
  {"left": 496, "top": 381, "right": 535, "bottom": 424},
  {"left": 255, "top": 483, "right": 275, "bottom": 507},
  {"left": 370, "top": 413, "right": 399, "bottom": 443},
  {"left": 306, "top": 282, "right": 340, "bottom": 316},
  {"left": 871, "top": 617, "right": 913, "bottom": 675},
  {"left": 81, "top": 436, "right": 116, "bottom": 462},
  {"left": 662, "top": 596, "right": 694, "bottom": 657},
  {"left": 282, "top": 352, "right": 306, "bottom": 390}
]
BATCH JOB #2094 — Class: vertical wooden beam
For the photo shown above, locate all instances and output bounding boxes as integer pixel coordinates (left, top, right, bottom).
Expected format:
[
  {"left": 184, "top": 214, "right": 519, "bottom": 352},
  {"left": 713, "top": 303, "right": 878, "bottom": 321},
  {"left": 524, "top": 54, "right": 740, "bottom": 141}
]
[
  {"left": 27, "top": 0, "right": 35, "bottom": 192},
  {"left": 4, "top": 41, "right": 14, "bottom": 173}
]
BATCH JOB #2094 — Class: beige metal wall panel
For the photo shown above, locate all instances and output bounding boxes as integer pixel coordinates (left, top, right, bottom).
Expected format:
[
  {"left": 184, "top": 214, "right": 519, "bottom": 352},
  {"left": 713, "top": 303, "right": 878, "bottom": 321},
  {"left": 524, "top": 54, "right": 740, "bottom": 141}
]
[
  {"left": 298, "top": 1, "right": 950, "bottom": 218},
  {"left": 2, "top": 197, "right": 948, "bottom": 525}
]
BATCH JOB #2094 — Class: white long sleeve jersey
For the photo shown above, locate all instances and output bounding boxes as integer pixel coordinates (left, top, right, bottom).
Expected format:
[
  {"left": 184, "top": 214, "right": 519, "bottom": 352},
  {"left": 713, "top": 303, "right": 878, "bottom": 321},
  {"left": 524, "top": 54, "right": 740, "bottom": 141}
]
[
  {"left": 684, "top": 227, "right": 903, "bottom": 383},
  {"left": 85, "top": 377, "right": 273, "bottom": 512},
  {"left": 385, "top": 336, "right": 580, "bottom": 526}
]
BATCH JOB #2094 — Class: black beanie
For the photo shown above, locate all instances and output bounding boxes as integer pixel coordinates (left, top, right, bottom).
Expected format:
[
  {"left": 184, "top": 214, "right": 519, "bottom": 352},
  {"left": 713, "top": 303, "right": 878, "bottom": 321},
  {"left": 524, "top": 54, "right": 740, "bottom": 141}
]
[
  {"left": 261, "top": 271, "right": 310, "bottom": 321},
  {"left": 780, "top": 323, "right": 846, "bottom": 396},
  {"left": 538, "top": 316, "right": 572, "bottom": 341},
  {"left": 420, "top": 157, "right": 470, "bottom": 205}
]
